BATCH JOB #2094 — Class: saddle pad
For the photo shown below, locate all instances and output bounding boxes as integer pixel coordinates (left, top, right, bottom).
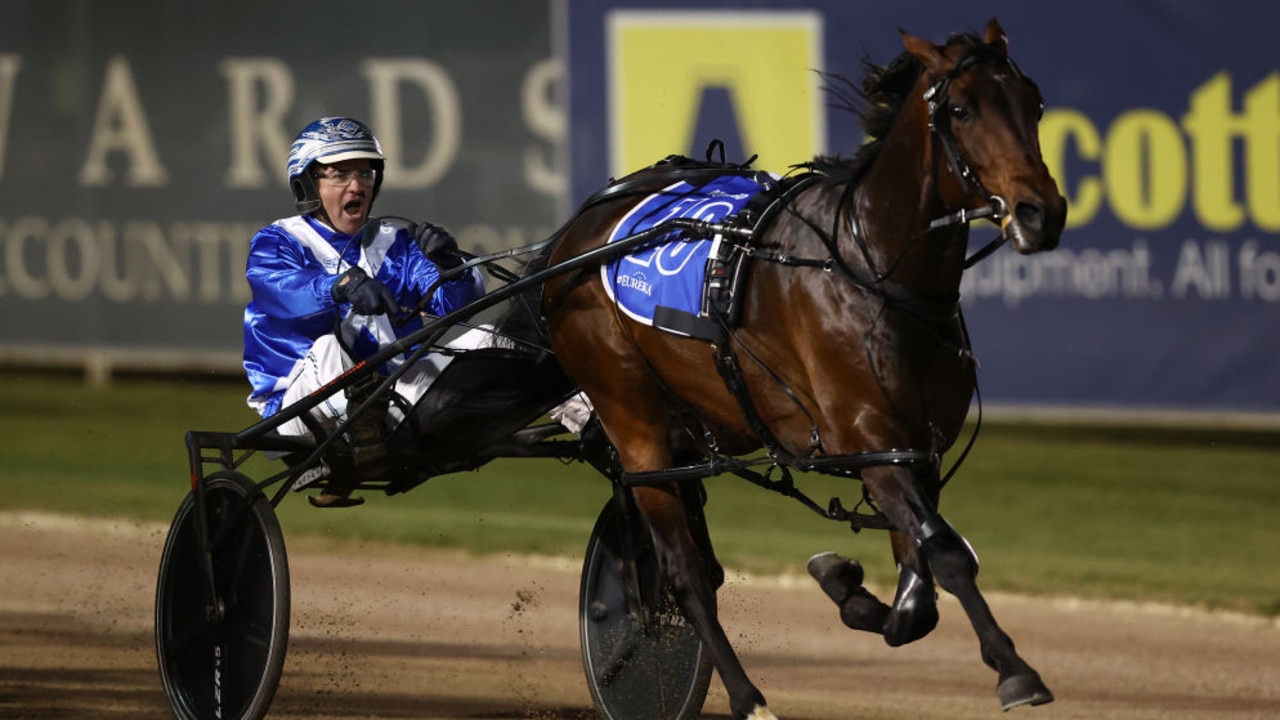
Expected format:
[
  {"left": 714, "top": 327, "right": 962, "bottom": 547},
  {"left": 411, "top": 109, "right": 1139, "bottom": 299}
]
[{"left": 602, "top": 174, "right": 768, "bottom": 336}]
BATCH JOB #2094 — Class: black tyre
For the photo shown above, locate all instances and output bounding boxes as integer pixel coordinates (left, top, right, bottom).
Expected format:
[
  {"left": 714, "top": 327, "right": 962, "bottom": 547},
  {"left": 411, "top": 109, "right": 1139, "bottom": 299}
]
[
  {"left": 155, "top": 471, "right": 290, "bottom": 720},
  {"left": 579, "top": 499, "right": 712, "bottom": 720}
]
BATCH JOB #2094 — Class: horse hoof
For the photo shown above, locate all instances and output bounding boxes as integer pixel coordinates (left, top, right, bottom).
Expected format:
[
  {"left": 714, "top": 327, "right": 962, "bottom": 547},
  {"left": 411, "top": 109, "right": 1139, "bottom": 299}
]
[
  {"left": 745, "top": 704, "right": 779, "bottom": 720},
  {"left": 807, "top": 551, "right": 863, "bottom": 604},
  {"left": 997, "top": 672, "right": 1054, "bottom": 710}
]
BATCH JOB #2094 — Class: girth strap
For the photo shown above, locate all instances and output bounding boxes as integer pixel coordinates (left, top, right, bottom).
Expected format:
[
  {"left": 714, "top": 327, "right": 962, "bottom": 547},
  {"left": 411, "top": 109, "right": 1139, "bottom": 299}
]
[{"left": 709, "top": 340, "right": 796, "bottom": 461}]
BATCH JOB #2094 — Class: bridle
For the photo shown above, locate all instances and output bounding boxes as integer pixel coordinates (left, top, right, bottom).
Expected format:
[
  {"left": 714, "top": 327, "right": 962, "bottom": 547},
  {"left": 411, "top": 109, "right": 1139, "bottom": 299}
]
[{"left": 921, "top": 47, "right": 1031, "bottom": 268}]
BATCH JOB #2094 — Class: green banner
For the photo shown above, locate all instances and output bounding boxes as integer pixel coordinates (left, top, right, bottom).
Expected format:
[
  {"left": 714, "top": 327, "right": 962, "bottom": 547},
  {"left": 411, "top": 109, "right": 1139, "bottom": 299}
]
[{"left": 0, "top": 0, "right": 561, "bottom": 361}]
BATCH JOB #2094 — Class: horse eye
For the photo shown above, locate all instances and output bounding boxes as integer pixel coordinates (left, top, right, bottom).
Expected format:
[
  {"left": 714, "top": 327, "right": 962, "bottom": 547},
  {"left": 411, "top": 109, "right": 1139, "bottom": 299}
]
[
  {"left": 1030, "top": 92, "right": 1046, "bottom": 120},
  {"left": 1028, "top": 82, "right": 1046, "bottom": 119},
  {"left": 949, "top": 105, "right": 970, "bottom": 121}
]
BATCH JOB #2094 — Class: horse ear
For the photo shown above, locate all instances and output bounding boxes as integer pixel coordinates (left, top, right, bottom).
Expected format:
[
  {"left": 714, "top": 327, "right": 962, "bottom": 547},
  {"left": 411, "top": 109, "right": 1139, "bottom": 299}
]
[
  {"left": 984, "top": 17, "right": 1009, "bottom": 55},
  {"left": 900, "top": 28, "right": 948, "bottom": 74}
]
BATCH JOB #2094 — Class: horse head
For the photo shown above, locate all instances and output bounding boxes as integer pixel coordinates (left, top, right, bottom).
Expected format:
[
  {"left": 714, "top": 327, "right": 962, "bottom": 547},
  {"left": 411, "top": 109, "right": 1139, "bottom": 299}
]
[{"left": 902, "top": 18, "right": 1067, "bottom": 254}]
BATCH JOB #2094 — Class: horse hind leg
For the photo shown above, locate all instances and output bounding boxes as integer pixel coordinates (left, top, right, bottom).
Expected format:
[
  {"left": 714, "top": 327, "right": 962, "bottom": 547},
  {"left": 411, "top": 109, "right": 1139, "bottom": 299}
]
[
  {"left": 552, "top": 305, "right": 774, "bottom": 718},
  {"left": 677, "top": 477, "right": 726, "bottom": 592},
  {"left": 590, "top": 397, "right": 775, "bottom": 718},
  {"left": 634, "top": 482, "right": 777, "bottom": 720},
  {"left": 588, "top": 399, "right": 768, "bottom": 712}
]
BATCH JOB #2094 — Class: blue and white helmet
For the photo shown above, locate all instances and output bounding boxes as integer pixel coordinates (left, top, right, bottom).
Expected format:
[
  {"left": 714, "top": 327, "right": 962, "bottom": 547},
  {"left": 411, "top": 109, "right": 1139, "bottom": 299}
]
[{"left": 287, "top": 117, "right": 386, "bottom": 214}]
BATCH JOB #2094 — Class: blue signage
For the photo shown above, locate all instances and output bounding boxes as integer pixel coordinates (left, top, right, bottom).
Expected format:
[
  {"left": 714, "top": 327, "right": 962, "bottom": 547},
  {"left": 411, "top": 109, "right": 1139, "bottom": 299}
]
[{"left": 564, "top": 0, "right": 1280, "bottom": 413}]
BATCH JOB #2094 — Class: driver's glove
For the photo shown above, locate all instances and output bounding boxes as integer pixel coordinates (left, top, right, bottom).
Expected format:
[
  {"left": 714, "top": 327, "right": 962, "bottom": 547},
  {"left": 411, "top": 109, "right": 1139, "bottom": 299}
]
[
  {"left": 331, "top": 266, "right": 398, "bottom": 316},
  {"left": 412, "top": 221, "right": 465, "bottom": 269}
]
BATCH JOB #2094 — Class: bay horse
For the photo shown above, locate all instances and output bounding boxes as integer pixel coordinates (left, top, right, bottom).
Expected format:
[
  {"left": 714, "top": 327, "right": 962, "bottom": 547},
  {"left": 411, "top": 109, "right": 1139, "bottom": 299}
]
[{"left": 541, "top": 19, "right": 1065, "bottom": 719}]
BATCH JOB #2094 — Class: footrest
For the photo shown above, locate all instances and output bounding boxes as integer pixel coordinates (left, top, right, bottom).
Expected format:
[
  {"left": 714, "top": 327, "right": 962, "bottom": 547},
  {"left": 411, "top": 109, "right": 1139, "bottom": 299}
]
[{"left": 308, "top": 492, "right": 366, "bottom": 508}]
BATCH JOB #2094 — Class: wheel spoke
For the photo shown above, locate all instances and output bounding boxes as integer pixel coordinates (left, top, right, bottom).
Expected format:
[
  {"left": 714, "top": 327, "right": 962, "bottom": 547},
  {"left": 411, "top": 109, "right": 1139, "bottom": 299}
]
[{"left": 163, "top": 616, "right": 211, "bottom": 658}]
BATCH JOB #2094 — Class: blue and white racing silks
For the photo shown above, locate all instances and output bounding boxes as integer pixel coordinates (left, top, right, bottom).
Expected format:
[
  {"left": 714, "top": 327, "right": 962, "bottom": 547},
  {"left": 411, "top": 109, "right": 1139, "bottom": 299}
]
[{"left": 243, "top": 214, "right": 484, "bottom": 417}]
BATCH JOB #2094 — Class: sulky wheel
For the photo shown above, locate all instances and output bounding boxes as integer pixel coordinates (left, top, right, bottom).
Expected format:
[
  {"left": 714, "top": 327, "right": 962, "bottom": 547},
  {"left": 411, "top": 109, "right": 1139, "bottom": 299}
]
[
  {"left": 579, "top": 498, "right": 712, "bottom": 720},
  {"left": 155, "top": 470, "right": 290, "bottom": 720}
]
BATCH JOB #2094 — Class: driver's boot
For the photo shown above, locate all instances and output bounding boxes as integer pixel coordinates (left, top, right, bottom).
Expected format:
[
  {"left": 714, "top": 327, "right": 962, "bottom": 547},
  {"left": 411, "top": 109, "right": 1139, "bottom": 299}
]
[
  {"left": 309, "top": 380, "right": 390, "bottom": 508},
  {"left": 346, "top": 382, "right": 391, "bottom": 479}
]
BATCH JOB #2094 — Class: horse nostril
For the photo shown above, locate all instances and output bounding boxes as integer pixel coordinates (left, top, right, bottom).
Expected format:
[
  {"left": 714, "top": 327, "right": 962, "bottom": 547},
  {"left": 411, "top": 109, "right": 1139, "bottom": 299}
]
[{"left": 1015, "top": 202, "right": 1043, "bottom": 232}]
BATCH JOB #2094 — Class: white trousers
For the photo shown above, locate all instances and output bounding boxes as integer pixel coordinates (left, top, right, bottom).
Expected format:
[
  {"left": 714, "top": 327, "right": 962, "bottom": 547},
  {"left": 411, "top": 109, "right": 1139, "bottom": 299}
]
[
  {"left": 275, "top": 326, "right": 498, "bottom": 436},
  {"left": 275, "top": 325, "right": 596, "bottom": 437}
]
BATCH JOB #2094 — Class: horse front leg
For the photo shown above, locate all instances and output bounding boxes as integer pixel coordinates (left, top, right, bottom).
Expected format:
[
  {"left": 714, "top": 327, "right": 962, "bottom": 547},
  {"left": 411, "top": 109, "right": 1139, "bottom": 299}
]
[
  {"left": 807, "top": 529, "right": 938, "bottom": 645},
  {"left": 633, "top": 482, "right": 777, "bottom": 720},
  {"left": 808, "top": 460, "right": 940, "bottom": 645},
  {"left": 881, "top": 464, "right": 943, "bottom": 646},
  {"left": 883, "top": 529, "right": 940, "bottom": 645},
  {"left": 919, "top": 514, "right": 1054, "bottom": 709},
  {"left": 864, "top": 465, "right": 1054, "bottom": 710}
]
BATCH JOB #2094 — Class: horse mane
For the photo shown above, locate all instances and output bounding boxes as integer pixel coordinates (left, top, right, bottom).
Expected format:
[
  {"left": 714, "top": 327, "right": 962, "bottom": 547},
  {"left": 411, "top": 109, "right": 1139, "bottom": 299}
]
[{"left": 809, "top": 30, "right": 991, "bottom": 185}]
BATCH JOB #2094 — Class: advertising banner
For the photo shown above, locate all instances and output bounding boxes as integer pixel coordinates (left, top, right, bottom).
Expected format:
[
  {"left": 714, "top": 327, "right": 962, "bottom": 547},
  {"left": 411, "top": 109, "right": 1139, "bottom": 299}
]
[
  {"left": 565, "top": 0, "right": 1280, "bottom": 413},
  {"left": 0, "top": 0, "right": 561, "bottom": 365}
]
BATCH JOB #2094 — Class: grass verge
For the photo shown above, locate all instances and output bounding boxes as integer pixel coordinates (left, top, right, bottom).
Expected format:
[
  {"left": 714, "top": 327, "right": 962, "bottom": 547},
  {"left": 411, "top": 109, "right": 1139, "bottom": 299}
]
[{"left": 2, "top": 370, "right": 1276, "bottom": 616}]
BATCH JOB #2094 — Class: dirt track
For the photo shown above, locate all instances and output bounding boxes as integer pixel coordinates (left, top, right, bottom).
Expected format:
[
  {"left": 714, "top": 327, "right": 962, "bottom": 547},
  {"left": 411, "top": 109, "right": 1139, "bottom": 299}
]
[{"left": 1, "top": 511, "right": 1277, "bottom": 720}]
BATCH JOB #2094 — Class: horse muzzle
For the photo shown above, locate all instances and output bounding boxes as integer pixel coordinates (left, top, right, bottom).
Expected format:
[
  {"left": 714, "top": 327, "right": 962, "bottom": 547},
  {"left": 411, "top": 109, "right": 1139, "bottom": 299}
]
[{"left": 1003, "top": 192, "right": 1067, "bottom": 254}]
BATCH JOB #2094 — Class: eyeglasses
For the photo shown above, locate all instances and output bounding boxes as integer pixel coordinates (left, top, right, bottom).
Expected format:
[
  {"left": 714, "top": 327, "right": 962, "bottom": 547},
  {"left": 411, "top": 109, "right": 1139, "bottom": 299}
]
[{"left": 313, "top": 168, "right": 377, "bottom": 187}]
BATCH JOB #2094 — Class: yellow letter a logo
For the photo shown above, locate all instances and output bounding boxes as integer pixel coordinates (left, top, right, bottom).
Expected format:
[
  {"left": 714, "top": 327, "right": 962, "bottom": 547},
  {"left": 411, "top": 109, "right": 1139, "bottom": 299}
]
[{"left": 608, "top": 10, "right": 826, "bottom": 176}]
